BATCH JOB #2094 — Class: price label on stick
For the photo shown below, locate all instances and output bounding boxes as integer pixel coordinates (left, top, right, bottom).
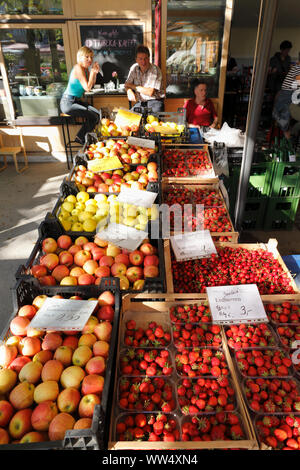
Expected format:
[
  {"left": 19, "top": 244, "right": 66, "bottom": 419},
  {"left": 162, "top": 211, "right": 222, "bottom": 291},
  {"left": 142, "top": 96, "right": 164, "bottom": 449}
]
[
  {"left": 97, "top": 222, "right": 148, "bottom": 251},
  {"left": 206, "top": 284, "right": 268, "bottom": 325},
  {"left": 170, "top": 230, "right": 217, "bottom": 262},
  {"left": 28, "top": 298, "right": 98, "bottom": 332},
  {"left": 117, "top": 186, "right": 158, "bottom": 208}
]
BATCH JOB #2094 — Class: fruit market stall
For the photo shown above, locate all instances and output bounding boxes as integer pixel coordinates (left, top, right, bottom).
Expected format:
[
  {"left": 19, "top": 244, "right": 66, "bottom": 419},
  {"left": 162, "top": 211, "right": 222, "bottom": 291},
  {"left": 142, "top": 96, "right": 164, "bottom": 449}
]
[{"left": 1, "top": 103, "right": 300, "bottom": 451}]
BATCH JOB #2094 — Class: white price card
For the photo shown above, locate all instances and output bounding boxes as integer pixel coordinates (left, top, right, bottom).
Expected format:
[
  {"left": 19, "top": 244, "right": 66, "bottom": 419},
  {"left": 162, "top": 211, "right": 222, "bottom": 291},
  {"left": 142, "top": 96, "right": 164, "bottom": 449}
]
[
  {"left": 170, "top": 230, "right": 217, "bottom": 262},
  {"left": 127, "top": 136, "right": 155, "bottom": 149},
  {"left": 28, "top": 298, "right": 98, "bottom": 332},
  {"left": 117, "top": 186, "right": 158, "bottom": 208},
  {"left": 206, "top": 284, "right": 268, "bottom": 325},
  {"left": 96, "top": 222, "right": 148, "bottom": 251}
]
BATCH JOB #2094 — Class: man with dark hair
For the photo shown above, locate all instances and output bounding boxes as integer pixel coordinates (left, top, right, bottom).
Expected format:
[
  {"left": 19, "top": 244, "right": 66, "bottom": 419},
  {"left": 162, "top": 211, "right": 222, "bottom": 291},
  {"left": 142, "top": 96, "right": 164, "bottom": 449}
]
[
  {"left": 269, "top": 40, "right": 293, "bottom": 94},
  {"left": 125, "top": 45, "right": 165, "bottom": 113}
]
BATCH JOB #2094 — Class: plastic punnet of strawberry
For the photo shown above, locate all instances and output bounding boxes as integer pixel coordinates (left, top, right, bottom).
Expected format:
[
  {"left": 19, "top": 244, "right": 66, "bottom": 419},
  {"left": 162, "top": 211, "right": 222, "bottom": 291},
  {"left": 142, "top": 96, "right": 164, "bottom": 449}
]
[
  {"left": 115, "top": 412, "right": 181, "bottom": 442},
  {"left": 122, "top": 317, "right": 172, "bottom": 349},
  {"left": 119, "top": 347, "right": 175, "bottom": 377},
  {"left": 275, "top": 324, "right": 300, "bottom": 350},
  {"left": 242, "top": 376, "right": 300, "bottom": 414},
  {"left": 175, "top": 347, "right": 229, "bottom": 379},
  {"left": 117, "top": 376, "right": 177, "bottom": 413},
  {"left": 234, "top": 347, "right": 294, "bottom": 378},
  {"left": 169, "top": 303, "right": 212, "bottom": 324},
  {"left": 172, "top": 322, "right": 223, "bottom": 350},
  {"left": 264, "top": 302, "right": 300, "bottom": 324},
  {"left": 225, "top": 323, "right": 279, "bottom": 350},
  {"left": 254, "top": 413, "right": 300, "bottom": 450},
  {"left": 177, "top": 376, "right": 237, "bottom": 415},
  {"left": 181, "top": 411, "right": 247, "bottom": 443}
]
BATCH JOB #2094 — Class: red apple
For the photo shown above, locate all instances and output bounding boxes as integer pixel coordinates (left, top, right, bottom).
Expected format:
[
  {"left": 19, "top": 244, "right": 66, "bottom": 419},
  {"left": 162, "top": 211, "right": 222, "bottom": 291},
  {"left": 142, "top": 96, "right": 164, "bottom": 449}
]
[
  {"left": 129, "top": 250, "right": 144, "bottom": 266},
  {"left": 144, "top": 255, "right": 159, "bottom": 267},
  {"left": 52, "top": 265, "right": 70, "bottom": 282},
  {"left": 111, "top": 262, "right": 127, "bottom": 276},
  {"left": 57, "top": 235, "right": 73, "bottom": 250},
  {"left": 39, "top": 275, "right": 57, "bottom": 286},
  {"left": 81, "top": 374, "right": 104, "bottom": 395},
  {"left": 144, "top": 265, "right": 159, "bottom": 278},
  {"left": 94, "top": 266, "right": 111, "bottom": 279},
  {"left": 0, "top": 400, "right": 14, "bottom": 427},
  {"left": 97, "top": 305, "right": 114, "bottom": 322},
  {"left": 58, "top": 251, "right": 74, "bottom": 267},
  {"left": 9, "top": 408, "right": 33, "bottom": 440},
  {"left": 48, "top": 412, "right": 75, "bottom": 441},
  {"left": 18, "top": 304, "right": 37, "bottom": 319},
  {"left": 126, "top": 266, "right": 143, "bottom": 283},
  {"left": 74, "top": 250, "right": 92, "bottom": 267},
  {"left": 42, "top": 237, "right": 57, "bottom": 254},
  {"left": 40, "top": 253, "right": 59, "bottom": 271},
  {"left": 78, "top": 273, "right": 95, "bottom": 285},
  {"left": 31, "top": 264, "right": 48, "bottom": 278}
]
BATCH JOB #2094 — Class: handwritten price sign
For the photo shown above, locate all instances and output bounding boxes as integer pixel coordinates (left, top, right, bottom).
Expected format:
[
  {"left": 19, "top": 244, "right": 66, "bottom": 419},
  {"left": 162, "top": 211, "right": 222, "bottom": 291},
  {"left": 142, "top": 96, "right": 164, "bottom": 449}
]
[
  {"left": 170, "top": 230, "right": 217, "bottom": 262},
  {"left": 29, "top": 298, "right": 98, "bottom": 331},
  {"left": 206, "top": 284, "right": 268, "bottom": 325}
]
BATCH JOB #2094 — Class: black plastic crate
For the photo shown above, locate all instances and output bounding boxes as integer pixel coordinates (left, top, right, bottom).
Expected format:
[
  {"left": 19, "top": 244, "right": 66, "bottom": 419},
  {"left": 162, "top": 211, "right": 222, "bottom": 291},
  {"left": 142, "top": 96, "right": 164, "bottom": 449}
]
[
  {"left": 80, "top": 131, "right": 162, "bottom": 159},
  {"left": 0, "top": 277, "right": 121, "bottom": 450},
  {"left": 264, "top": 196, "right": 300, "bottom": 230},
  {"left": 141, "top": 108, "right": 189, "bottom": 143},
  {"left": 15, "top": 219, "right": 166, "bottom": 294},
  {"left": 63, "top": 155, "right": 162, "bottom": 203}
]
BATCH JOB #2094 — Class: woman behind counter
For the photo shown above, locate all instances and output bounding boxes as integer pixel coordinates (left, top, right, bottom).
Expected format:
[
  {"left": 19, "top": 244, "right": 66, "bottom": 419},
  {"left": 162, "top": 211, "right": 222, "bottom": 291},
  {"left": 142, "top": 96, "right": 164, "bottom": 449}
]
[
  {"left": 60, "top": 46, "right": 101, "bottom": 145},
  {"left": 184, "top": 79, "right": 218, "bottom": 139}
]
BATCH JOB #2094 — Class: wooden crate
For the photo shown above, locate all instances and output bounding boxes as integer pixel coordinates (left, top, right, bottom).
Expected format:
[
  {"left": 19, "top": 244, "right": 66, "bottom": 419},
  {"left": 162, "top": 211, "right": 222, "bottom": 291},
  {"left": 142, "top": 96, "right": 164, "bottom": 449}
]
[
  {"left": 161, "top": 181, "right": 239, "bottom": 242},
  {"left": 164, "top": 238, "right": 300, "bottom": 294},
  {"left": 161, "top": 144, "right": 219, "bottom": 184},
  {"left": 108, "top": 293, "right": 259, "bottom": 450}
]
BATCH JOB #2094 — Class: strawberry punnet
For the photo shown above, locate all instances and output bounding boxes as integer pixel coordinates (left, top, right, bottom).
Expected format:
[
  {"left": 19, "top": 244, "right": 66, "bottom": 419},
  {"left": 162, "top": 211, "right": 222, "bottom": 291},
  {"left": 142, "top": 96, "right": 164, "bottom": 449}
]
[
  {"left": 116, "top": 413, "right": 180, "bottom": 442},
  {"left": 265, "top": 302, "right": 300, "bottom": 324},
  {"left": 256, "top": 414, "right": 300, "bottom": 450},
  {"left": 235, "top": 348, "right": 293, "bottom": 378},
  {"left": 178, "top": 377, "right": 236, "bottom": 414},
  {"left": 243, "top": 377, "right": 300, "bottom": 413},
  {"left": 175, "top": 347, "right": 229, "bottom": 378},
  {"left": 181, "top": 412, "right": 246, "bottom": 443},
  {"left": 225, "top": 323, "right": 277, "bottom": 349}
]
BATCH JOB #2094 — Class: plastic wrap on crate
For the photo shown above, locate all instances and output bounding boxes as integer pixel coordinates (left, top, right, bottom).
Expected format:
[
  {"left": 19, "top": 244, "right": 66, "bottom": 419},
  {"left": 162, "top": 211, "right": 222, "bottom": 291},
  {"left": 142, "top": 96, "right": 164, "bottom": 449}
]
[{"left": 0, "top": 277, "right": 121, "bottom": 450}]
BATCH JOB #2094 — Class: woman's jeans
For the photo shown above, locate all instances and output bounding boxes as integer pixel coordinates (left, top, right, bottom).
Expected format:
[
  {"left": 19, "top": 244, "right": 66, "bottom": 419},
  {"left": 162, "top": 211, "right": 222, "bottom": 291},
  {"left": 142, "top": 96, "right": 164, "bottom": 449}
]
[{"left": 60, "top": 94, "right": 101, "bottom": 142}]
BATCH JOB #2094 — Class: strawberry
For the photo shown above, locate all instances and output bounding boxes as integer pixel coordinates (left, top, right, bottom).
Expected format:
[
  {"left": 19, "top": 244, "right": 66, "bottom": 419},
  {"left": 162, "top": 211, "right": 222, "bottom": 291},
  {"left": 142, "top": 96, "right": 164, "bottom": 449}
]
[{"left": 274, "top": 428, "right": 288, "bottom": 441}]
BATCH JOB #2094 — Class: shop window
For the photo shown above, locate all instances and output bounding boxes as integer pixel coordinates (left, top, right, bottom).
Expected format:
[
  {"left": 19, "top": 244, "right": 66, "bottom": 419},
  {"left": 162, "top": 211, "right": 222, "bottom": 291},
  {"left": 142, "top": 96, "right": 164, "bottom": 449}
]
[
  {"left": 166, "top": 0, "right": 226, "bottom": 98},
  {"left": 0, "top": 28, "right": 67, "bottom": 117},
  {"left": 0, "top": 0, "right": 63, "bottom": 15}
]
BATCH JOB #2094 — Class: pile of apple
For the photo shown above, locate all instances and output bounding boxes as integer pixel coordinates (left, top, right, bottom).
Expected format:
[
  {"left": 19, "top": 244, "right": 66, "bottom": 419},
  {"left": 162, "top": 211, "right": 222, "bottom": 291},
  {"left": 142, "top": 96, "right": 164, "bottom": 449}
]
[
  {"left": 73, "top": 162, "right": 158, "bottom": 194},
  {"left": 96, "top": 118, "right": 139, "bottom": 137},
  {"left": 86, "top": 138, "right": 156, "bottom": 165},
  {"left": 57, "top": 191, "right": 159, "bottom": 233},
  {"left": 0, "top": 290, "right": 115, "bottom": 445},
  {"left": 29, "top": 234, "right": 160, "bottom": 290}
]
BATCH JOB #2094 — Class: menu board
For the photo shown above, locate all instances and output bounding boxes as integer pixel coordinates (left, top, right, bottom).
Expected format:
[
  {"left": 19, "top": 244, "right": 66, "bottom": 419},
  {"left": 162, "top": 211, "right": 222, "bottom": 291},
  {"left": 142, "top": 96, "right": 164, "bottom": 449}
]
[{"left": 80, "top": 24, "right": 144, "bottom": 84}]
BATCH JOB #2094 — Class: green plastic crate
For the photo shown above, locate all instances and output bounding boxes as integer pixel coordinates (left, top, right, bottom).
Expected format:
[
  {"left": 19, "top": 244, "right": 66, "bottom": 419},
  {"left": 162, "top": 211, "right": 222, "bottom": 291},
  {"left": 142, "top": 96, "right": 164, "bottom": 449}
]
[
  {"left": 264, "top": 196, "right": 300, "bottom": 230},
  {"left": 270, "top": 161, "right": 300, "bottom": 198},
  {"left": 241, "top": 197, "right": 268, "bottom": 230},
  {"left": 229, "top": 162, "right": 275, "bottom": 211}
]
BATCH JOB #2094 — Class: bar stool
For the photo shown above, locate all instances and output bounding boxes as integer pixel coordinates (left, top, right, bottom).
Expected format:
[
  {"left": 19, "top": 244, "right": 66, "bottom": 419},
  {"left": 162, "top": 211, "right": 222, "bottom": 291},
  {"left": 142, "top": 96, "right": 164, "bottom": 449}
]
[{"left": 60, "top": 113, "right": 85, "bottom": 169}]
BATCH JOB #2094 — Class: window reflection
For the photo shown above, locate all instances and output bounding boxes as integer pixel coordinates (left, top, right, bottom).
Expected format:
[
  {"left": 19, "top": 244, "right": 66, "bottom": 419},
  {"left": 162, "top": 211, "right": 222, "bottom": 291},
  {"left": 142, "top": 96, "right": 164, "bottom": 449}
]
[
  {"left": 0, "top": 0, "right": 63, "bottom": 15},
  {"left": 0, "top": 28, "right": 67, "bottom": 116},
  {"left": 166, "top": 0, "right": 226, "bottom": 98}
]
